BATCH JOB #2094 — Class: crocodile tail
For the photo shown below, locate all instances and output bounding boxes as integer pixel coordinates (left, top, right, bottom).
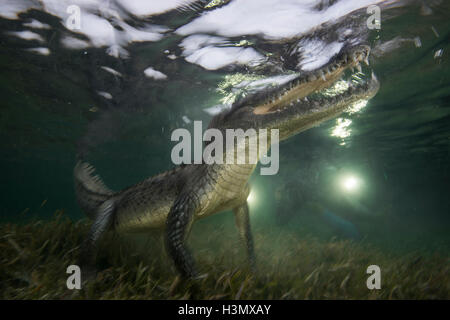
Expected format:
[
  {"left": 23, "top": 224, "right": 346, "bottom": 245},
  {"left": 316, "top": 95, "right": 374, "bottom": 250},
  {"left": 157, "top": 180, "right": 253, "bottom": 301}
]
[{"left": 74, "top": 161, "right": 114, "bottom": 219}]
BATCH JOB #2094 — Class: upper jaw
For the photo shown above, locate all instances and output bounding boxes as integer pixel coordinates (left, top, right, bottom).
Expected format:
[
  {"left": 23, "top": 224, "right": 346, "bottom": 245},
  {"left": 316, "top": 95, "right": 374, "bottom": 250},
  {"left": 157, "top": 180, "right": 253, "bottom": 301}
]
[{"left": 251, "top": 44, "right": 375, "bottom": 115}]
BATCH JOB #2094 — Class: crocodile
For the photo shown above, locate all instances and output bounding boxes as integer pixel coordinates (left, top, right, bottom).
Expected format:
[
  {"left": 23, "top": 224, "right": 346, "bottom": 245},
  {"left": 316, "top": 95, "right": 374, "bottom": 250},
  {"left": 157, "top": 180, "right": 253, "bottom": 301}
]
[{"left": 74, "top": 44, "right": 379, "bottom": 279}]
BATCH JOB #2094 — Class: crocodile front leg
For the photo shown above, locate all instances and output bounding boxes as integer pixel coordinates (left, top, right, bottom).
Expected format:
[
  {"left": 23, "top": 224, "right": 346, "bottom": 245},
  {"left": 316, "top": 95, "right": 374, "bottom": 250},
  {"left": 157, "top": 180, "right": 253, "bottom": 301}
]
[
  {"left": 165, "top": 193, "right": 198, "bottom": 279},
  {"left": 233, "top": 202, "right": 256, "bottom": 271}
]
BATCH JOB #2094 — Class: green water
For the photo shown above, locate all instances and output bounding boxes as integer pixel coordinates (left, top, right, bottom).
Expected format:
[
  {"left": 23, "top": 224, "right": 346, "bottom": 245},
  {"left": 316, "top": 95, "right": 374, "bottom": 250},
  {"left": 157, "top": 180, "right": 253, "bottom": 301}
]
[{"left": 0, "top": 0, "right": 449, "bottom": 259}]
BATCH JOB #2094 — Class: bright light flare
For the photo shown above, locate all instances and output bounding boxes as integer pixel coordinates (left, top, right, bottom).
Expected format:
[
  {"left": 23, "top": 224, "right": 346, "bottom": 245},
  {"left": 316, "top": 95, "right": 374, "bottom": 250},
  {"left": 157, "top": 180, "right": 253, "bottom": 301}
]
[
  {"left": 348, "top": 99, "right": 368, "bottom": 114},
  {"left": 331, "top": 118, "right": 352, "bottom": 139},
  {"left": 340, "top": 175, "right": 361, "bottom": 192},
  {"left": 247, "top": 190, "right": 256, "bottom": 205}
]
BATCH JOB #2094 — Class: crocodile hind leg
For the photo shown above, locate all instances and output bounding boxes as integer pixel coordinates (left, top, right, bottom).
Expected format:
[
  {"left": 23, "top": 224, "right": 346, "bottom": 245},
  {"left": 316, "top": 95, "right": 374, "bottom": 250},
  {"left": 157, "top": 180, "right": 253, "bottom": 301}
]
[
  {"left": 165, "top": 193, "right": 198, "bottom": 279},
  {"left": 79, "top": 199, "right": 115, "bottom": 281},
  {"left": 233, "top": 202, "right": 256, "bottom": 271}
]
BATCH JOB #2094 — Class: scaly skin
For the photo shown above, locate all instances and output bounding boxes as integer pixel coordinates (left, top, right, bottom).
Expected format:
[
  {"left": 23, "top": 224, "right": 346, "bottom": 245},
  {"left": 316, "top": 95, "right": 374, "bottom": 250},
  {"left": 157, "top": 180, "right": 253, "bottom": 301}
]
[{"left": 74, "top": 45, "right": 379, "bottom": 279}]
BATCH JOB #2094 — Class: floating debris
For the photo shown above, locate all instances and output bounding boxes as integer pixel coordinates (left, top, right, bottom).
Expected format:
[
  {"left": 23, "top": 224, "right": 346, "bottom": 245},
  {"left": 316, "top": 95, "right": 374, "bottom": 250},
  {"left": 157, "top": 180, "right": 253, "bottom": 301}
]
[
  {"left": 97, "top": 91, "right": 113, "bottom": 100},
  {"left": 431, "top": 26, "right": 439, "bottom": 38},
  {"left": 434, "top": 49, "right": 443, "bottom": 59},
  {"left": 414, "top": 37, "right": 422, "bottom": 48}
]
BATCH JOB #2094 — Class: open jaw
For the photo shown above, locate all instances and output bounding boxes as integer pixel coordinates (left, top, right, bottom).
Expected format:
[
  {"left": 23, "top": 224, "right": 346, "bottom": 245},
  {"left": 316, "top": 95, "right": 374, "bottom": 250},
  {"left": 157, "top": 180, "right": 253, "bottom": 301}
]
[{"left": 251, "top": 44, "right": 379, "bottom": 116}]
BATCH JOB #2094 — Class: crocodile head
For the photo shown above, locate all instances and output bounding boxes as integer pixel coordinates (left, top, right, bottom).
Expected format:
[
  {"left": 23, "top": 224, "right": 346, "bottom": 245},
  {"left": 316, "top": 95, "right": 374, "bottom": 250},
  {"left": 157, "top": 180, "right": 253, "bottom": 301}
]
[{"left": 211, "top": 45, "right": 379, "bottom": 142}]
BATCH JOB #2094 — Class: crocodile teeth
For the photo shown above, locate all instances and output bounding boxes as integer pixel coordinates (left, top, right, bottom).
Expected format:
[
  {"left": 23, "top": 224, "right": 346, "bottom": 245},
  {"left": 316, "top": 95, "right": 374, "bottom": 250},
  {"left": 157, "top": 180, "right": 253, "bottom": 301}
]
[
  {"left": 356, "top": 63, "right": 362, "bottom": 73},
  {"left": 364, "top": 57, "right": 370, "bottom": 66},
  {"left": 319, "top": 71, "right": 326, "bottom": 81},
  {"left": 308, "top": 74, "right": 317, "bottom": 81}
]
